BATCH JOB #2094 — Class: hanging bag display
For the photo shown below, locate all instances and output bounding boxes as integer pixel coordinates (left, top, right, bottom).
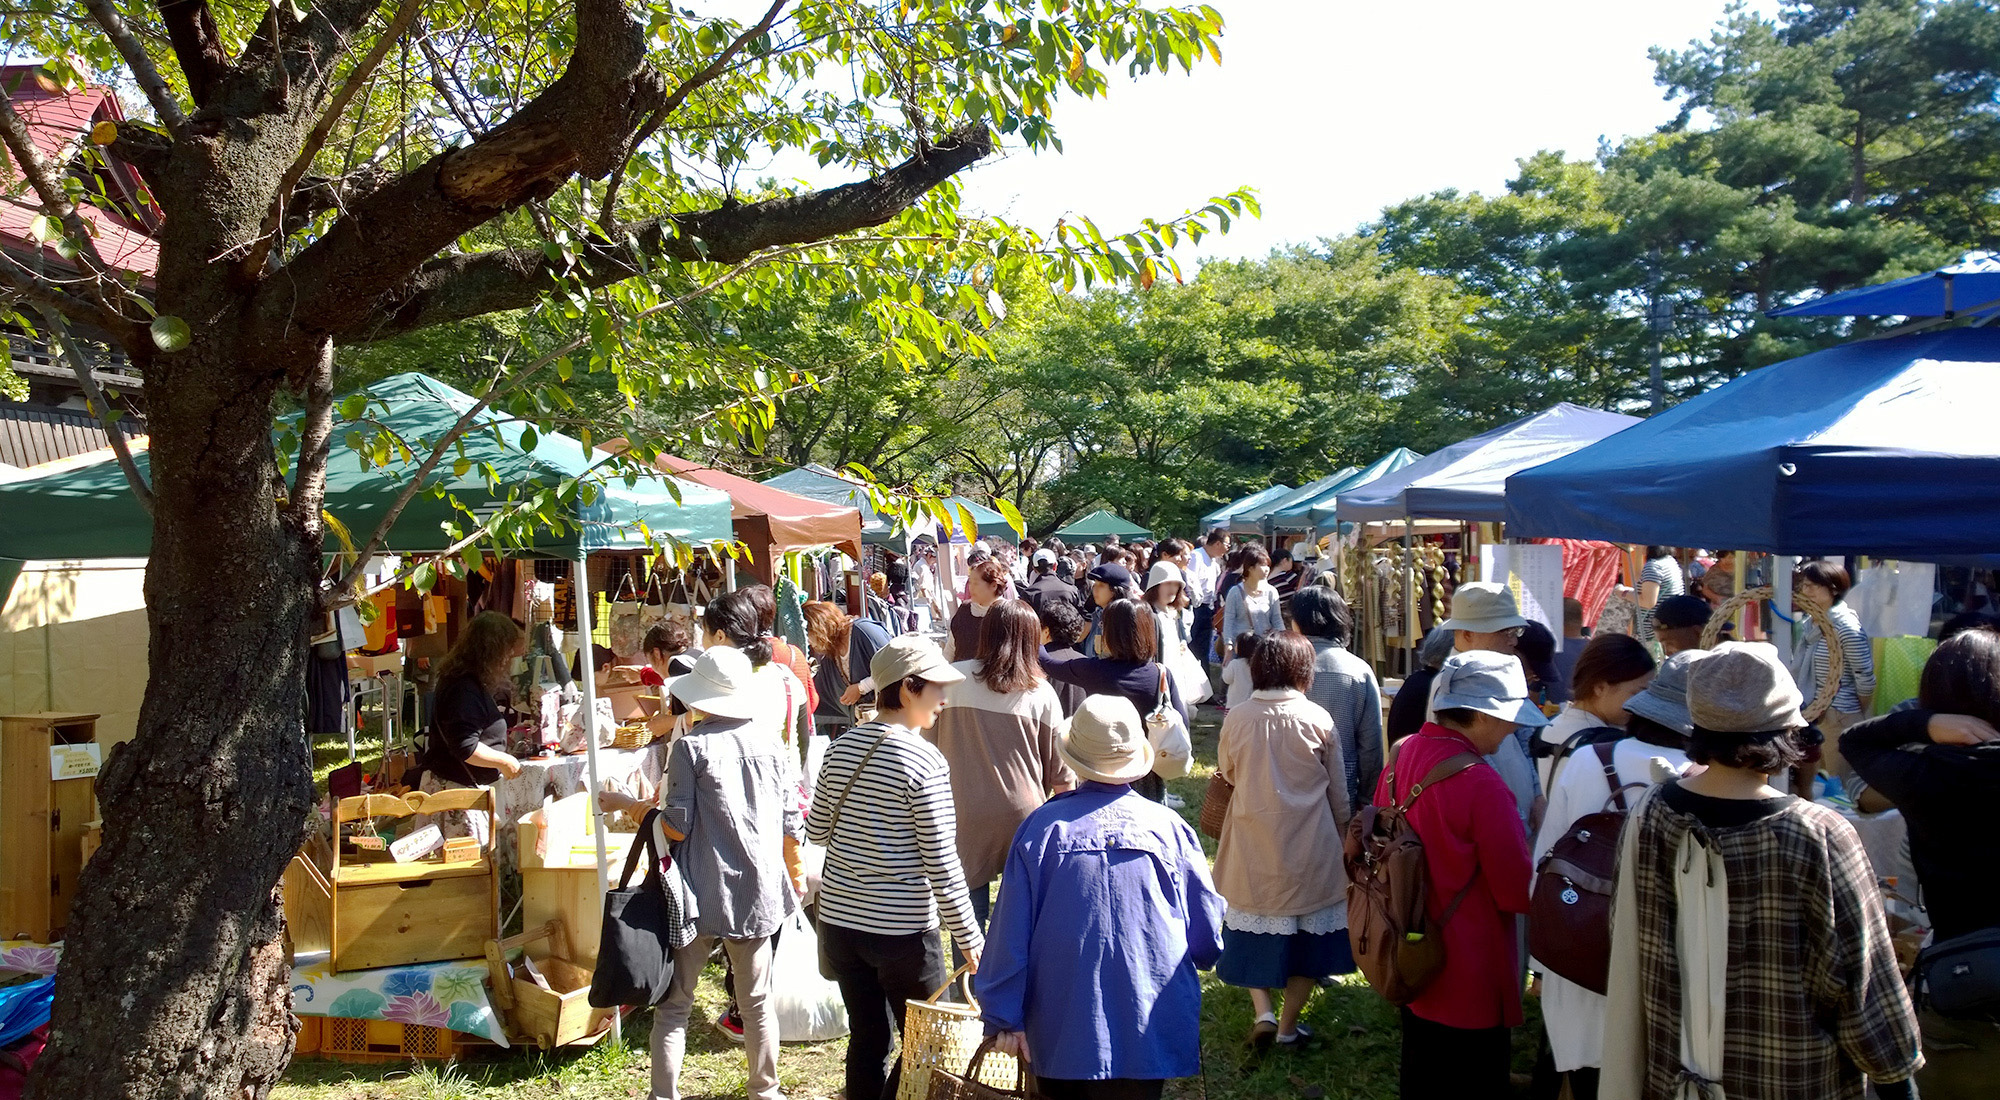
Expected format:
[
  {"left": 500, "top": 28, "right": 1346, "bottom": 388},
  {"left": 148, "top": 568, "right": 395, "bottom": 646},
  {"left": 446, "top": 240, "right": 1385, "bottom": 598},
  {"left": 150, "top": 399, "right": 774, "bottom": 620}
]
[
  {"left": 607, "top": 570, "right": 647, "bottom": 662},
  {"left": 588, "top": 809, "right": 684, "bottom": 1008}
]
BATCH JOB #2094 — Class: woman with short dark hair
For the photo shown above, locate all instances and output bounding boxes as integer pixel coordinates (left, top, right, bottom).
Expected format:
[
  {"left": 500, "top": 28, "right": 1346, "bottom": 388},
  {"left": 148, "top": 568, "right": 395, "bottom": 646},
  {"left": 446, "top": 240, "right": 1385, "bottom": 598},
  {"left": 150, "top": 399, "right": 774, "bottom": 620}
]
[
  {"left": 1289, "top": 586, "right": 1386, "bottom": 807},
  {"left": 1041, "top": 599, "right": 1186, "bottom": 802},
  {"left": 1532, "top": 633, "right": 1657, "bottom": 789},
  {"left": 1843, "top": 626, "right": 2000, "bottom": 1099},
  {"left": 1791, "top": 560, "right": 1876, "bottom": 779},
  {"left": 1210, "top": 630, "right": 1354, "bottom": 1055},
  {"left": 1603, "top": 644, "right": 1919, "bottom": 1100}
]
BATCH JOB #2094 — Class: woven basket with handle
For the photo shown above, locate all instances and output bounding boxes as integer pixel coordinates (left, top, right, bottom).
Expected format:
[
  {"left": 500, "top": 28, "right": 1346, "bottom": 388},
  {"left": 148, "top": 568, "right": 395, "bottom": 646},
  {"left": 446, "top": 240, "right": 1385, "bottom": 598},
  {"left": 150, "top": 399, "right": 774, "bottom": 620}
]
[
  {"left": 897, "top": 966, "right": 1022, "bottom": 1100},
  {"left": 925, "top": 1035, "right": 1039, "bottom": 1100}
]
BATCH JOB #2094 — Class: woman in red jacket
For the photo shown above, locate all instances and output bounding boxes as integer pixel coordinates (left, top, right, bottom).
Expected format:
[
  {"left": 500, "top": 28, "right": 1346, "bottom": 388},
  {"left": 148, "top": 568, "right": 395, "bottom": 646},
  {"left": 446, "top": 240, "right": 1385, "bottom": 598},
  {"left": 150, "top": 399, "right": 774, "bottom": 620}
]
[{"left": 1371, "top": 649, "right": 1541, "bottom": 1100}]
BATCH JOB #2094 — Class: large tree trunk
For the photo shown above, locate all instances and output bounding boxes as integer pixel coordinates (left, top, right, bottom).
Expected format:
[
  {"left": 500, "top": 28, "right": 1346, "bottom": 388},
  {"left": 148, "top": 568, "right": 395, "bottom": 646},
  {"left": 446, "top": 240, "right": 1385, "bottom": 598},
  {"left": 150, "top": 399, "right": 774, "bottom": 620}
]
[{"left": 28, "top": 114, "right": 327, "bottom": 1093}]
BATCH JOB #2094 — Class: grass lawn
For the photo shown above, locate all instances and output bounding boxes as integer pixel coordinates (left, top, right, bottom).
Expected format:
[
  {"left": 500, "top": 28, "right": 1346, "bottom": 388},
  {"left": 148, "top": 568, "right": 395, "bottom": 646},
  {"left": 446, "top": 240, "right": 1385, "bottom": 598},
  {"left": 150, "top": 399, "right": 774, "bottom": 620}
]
[{"left": 282, "top": 703, "right": 1542, "bottom": 1099}]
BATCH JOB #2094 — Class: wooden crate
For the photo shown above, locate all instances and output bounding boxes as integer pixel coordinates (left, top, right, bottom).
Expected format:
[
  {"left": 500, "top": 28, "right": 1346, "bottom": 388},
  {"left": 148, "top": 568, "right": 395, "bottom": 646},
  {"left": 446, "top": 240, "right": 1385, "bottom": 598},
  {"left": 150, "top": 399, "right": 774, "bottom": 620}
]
[
  {"left": 1, "top": 713, "right": 100, "bottom": 942},
  {"left": 518, "top": 815, "right": 634, "bottom": 970},
  {"left": 283, "top": 852, "right": 333, "bottom": 958},
  {"left": 330, "top": 790, "right": 498, "bottom": 974},
  {"left": 317, "top": 1017, "right": 459, "bottom": 1063},
  {"left": 486, "top": 920, "right": 613, "bottom": 1050}
]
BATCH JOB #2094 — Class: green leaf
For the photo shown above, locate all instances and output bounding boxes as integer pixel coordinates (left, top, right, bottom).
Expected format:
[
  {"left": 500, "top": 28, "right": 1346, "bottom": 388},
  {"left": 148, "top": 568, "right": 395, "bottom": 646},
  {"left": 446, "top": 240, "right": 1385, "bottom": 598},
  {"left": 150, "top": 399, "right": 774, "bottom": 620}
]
[
  {"left": 520, "top": 426, "right": 539, "bottom": 453},
  {"left": 26, "top": 215, "right": 54, "bottom": 242},
  {"left": 149, "top": 315, "right": 192, "bottom": 352}
]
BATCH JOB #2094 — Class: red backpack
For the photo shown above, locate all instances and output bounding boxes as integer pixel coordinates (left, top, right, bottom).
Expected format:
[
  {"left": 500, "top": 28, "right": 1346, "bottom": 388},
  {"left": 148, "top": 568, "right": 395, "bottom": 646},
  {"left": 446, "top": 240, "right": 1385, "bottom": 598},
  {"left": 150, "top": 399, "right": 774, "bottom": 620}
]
[{"left": 1342, "top": 738, "right": 1484, "bottom": 1006}]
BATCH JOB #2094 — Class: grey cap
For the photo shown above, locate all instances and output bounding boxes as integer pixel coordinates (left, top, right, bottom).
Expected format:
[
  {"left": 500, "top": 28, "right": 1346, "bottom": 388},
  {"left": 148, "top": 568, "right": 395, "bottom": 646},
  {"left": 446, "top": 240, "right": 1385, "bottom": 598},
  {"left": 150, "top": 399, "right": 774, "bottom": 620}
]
[
  {"left": 1686, "top": 642, "right": 1806, "bottom": 733},
  {"left": 1430, "top": 650, "right": 1549, "bottom": 728},
  {"left": 1623, "top": 649, "right": 1705, "bottom": 737}
]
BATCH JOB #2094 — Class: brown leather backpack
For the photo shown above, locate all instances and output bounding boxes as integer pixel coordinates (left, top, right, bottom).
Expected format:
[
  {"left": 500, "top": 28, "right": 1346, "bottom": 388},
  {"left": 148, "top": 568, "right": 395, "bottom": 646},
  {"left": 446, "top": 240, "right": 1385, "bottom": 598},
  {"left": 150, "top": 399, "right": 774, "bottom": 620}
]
[
  {"left": 1342, "top": 738, "right": 1483, "bottom": 1006},
  {"left": 1527, "top": 740, "right": 1644, "bottom": 995}
]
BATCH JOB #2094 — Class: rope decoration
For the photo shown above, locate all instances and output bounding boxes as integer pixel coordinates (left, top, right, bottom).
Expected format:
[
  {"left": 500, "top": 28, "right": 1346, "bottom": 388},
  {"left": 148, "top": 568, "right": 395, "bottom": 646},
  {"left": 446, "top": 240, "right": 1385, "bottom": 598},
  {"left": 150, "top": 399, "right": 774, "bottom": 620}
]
[{"left": 1699, "top": 585, "right": 1844, "bottom": 723}]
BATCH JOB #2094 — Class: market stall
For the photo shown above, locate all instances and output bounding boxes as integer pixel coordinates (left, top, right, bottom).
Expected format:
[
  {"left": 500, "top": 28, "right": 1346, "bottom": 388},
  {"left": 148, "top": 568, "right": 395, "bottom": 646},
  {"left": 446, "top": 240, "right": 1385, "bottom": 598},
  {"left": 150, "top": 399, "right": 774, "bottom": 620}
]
[
  {"left": 1230, "top": 469, "right": 1356, "bottom": 538},
  {"left": 1269, "top": 447, "right": 1424, "bottom": 535},
  {"left": 1198, "top": 483, "right": 1293, "bottom": 532},
  {"left": 0, "top": 372, "right": 735, "bottom": 1051}
]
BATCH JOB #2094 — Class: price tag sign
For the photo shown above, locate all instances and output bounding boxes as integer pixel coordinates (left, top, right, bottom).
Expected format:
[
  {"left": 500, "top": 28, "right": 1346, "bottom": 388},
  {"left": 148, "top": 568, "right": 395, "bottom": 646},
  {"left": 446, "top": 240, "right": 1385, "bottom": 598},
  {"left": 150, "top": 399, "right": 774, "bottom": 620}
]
[
  {"left": 389, "top": 823, "right": 444, "bottom": 863},
  {"left": 50, "top": 743, "right": 101, "bottom": 781}
]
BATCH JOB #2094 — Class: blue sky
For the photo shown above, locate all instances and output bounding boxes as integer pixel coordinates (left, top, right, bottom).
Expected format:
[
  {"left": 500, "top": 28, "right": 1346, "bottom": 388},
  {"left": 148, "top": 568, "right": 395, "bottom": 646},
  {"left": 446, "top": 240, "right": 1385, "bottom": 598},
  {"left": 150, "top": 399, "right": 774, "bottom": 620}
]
[{"left": 945, "top": 0, "right": 1754, "bottom": 263}]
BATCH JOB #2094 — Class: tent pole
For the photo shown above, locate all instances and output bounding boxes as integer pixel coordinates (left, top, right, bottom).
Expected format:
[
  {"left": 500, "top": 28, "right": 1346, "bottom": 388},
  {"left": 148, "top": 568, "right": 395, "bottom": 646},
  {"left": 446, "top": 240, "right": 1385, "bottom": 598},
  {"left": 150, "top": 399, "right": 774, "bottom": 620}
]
[
  {"left": 573, "top": 548, "right": 619, "bottom": 1044},
  {"left": 1774, "top": 556, "right": 1797, "bottom": 657},
  {"left": 1403, "top": 514, "right": 1416, "bottom": 676}
]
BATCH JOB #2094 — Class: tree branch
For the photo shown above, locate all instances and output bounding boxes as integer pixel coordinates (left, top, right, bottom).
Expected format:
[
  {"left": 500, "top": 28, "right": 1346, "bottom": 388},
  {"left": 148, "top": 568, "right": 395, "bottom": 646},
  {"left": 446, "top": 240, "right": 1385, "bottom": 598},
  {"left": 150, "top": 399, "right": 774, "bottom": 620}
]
[
  {"left": 155, "top": 0, "right": 231, "bottom": 106},
  {"left": 655, "top": 0, "right": 786, "bottom": 119},
  {"left": 81, "top": 0, "right": 188, "bottom": 132},
  {"left": 106, "top": 122, "right": 175, "bottom": 189},
  {"left": 337, "top": 123, "right": 994, "bottom": 344},
  {"left": 35, "top": 305, "right": 154, "bottom": 514},
  {"left": 0, "top": 85, "right": 115, "bottom": 277},
  {"left": 266, "top": 0, "right": 668, "bottom": 336},
  {"left": 245, "top": 0, "right": 421, "bottom": 277}
]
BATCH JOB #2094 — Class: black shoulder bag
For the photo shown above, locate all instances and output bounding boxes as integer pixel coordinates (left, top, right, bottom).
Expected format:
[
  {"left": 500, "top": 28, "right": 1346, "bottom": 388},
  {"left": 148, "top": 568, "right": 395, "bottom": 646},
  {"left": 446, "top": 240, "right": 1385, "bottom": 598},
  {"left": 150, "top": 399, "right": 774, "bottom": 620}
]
[{"left": 588, "top": 807, "right": 679, "bottom": 1008}]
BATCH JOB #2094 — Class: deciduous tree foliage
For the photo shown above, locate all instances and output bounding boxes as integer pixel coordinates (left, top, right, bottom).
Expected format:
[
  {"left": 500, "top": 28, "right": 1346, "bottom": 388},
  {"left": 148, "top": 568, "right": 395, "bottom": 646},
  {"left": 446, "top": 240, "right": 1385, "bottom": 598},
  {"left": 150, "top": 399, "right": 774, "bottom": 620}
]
[{"left": 0, "top": 2, "right": 1252, "bottom": 1096}]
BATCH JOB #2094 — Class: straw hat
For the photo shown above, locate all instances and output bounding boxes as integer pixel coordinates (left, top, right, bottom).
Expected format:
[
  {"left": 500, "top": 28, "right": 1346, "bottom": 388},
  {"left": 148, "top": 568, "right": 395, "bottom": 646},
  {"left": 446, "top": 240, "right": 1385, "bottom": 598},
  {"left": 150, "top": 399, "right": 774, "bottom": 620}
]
[
  {"left": 1058, "top": 695, "right": 1154, "bottom": 784},
  {"left": 669, "top": 647, "right": 761, "bottom": 720}
]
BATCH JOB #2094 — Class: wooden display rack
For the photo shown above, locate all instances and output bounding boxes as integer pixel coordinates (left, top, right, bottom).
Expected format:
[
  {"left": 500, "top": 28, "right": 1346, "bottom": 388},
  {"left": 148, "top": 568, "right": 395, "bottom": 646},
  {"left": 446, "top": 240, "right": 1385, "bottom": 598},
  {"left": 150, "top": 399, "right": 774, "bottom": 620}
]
[
  {"left": 329, "top": 789, "right": 498, "bottom": 973},
  {"left": 518, "top": 804, "right": 634, "bottom": 970},
  {"left": 1, "top": 713, "right": 100, "bottom": 941},
  {"left": 485, "top": 919, "right": 614, "bottom": 1050}
]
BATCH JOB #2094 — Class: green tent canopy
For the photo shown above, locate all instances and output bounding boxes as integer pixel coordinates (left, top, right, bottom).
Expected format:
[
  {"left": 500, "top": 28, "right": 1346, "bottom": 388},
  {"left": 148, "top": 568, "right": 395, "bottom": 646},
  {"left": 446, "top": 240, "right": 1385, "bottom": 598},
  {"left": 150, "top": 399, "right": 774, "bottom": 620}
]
[
  {"left": 0, "top": 372, "right": 735, "bottom": 562},
  {"left": 1052, "top": 509, "right": 1153, "bottom": 542}
]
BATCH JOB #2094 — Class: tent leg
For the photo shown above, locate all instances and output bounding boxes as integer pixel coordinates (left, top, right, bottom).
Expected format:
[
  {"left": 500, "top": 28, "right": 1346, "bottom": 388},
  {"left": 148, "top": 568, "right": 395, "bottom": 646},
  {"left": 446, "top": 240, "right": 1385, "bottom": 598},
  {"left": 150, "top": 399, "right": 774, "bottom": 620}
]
[
  {"left": 573, "top": 549, "right": 619, "bottom": 1045},
  {"left": 1403, "top": 515, "right": 1416, "bottom": 676},
  {"left": 725, "top": 556, "right": 738, "bottom": 592},
  {"left": 1774, "top": 556, "right": 1797, "bottom": 657}
]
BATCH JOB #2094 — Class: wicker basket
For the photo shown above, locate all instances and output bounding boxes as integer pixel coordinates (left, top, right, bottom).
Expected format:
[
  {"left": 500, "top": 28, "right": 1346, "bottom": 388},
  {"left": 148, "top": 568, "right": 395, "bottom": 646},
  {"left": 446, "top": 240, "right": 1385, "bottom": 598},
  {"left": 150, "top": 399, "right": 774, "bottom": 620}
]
[
  {"left": 926, "top": 1036, "right": 1034, "bottom": 1100},
  {"left": 1701, "top": 585, "right": 1844, "bottom": 722},
  {"left": 611, "top": 723, "right": 655, "bottom": 751},
  {"left": 897, "top": 967, "right": 1021, "bottom": 1100}
]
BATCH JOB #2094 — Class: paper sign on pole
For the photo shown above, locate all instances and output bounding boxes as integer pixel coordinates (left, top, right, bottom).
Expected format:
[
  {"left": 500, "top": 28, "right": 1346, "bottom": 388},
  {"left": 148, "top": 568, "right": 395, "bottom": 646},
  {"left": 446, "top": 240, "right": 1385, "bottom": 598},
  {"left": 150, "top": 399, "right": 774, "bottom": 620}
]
[{"left": 1479, "top": 544, "right": 1566, "bottom": 651}]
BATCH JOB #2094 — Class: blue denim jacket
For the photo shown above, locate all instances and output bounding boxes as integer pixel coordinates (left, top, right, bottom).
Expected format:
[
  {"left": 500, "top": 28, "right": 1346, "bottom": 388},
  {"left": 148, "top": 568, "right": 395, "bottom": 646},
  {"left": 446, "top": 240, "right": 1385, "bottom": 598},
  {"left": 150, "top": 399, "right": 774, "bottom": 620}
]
[
  {"left": 660, "top": 714, "right": 803, "bottom": 940},
  {"left": 974, "top": 782, "right": 1224, "bottom": 1080}
]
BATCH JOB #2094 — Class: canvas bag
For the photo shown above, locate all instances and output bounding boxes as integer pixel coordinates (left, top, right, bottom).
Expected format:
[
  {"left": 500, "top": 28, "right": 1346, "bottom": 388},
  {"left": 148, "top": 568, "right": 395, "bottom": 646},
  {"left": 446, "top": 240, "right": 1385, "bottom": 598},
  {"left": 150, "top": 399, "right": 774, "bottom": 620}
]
[
  {"left": 589, "top": 808, "right": 681, "bottom": 1008},
  {"left": 1528, "top": 741, "right": 1643, "bottom": 994},
  {"left": 1342, "top": 738, "right": 1482, "bottom": 1006},
  {"left": 608, "top": 571, "right": 648, "bottom": 661},
  {"left": 1144, "top": 665, "right": 1192, "bottom": 779}
]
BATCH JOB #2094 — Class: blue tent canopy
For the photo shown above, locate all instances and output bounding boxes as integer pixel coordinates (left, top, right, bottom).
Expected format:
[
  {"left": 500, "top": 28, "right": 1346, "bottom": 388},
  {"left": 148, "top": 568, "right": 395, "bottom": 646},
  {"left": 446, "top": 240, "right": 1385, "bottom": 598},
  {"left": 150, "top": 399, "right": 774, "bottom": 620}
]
[
  {"left": 1272, "top": 447, "right": 1425, "bottom": 533},
  {"left": 1338, "top": 404, "right": 1640, "bottom": 524},
  {"left": 1199, "top": 484, "right": 1293, "bottom": 531},
  {"left": 1504, "top": 329, "right": 2000, "bottom": 561},
  {"left": 758, "top": 465, "right": 1015, "bottom": 545},
  {"left": 1770, "top": 254, "right": 2000, "bottom": 319}
]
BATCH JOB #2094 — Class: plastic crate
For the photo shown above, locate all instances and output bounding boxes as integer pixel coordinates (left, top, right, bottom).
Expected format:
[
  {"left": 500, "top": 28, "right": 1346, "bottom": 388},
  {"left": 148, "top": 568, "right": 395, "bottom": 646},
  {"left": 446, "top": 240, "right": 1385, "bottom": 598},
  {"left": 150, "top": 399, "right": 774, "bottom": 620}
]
[
  {"left": 317, "top": 1017, "right": 459, "bottom": 1062},
  {"left": 293, "top": 1015, "right": 320, "bottom": 1055}
]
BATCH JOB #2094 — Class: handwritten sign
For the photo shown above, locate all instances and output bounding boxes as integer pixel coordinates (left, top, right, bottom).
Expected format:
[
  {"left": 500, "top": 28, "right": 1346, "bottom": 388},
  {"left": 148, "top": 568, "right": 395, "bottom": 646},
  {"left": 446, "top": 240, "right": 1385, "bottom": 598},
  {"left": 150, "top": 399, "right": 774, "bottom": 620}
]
[
  {"left": 389, "top": 823, "right": 444, "bottom": 863},
  {"left": 50, "top": 743, "right": 101, "bottom": 781},
  {"left": 1479, "top": 545, "right": 1566, "bottom": 650}
]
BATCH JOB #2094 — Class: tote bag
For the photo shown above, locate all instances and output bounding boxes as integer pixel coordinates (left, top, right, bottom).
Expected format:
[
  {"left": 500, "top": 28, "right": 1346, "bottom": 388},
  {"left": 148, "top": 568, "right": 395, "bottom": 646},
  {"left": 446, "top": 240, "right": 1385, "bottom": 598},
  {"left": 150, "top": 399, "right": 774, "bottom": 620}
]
[
  {"left": 1145, "top": 666, "right": 1192, "bottom": 779},
  {"left": 588, "top": 808, "right": 680, "bottom": 1008}
]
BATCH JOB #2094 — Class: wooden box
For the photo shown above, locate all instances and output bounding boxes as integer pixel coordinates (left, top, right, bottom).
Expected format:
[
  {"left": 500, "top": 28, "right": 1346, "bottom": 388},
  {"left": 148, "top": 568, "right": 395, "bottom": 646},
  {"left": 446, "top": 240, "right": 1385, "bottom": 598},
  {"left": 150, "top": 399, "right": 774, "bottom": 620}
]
[
  {"left": 485, "top": 919, "right": 613, "bottom": 1050},
  {"left": 518, "top": 812, "right": 634, "bottom": 970},
  {"left": 329, "top": 790, "right": 498, "bottom": 974},
  {"left": 318, "top": 1017, "right": 459, "bottom": 1062},
  {"left": 1, "top": 713, "right": 100, "bottom": 941}
]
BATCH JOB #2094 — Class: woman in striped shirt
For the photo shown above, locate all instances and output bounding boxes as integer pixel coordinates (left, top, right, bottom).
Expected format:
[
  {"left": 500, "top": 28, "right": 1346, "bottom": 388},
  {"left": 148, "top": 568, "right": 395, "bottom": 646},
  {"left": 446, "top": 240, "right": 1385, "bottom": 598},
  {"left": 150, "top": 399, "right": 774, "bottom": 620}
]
[
  {"left": 1790, "top": 561, "right": 1877, "bottom": 782},
  {"left": 807, "top": 635, "right": 984, "bottom": 1100}
]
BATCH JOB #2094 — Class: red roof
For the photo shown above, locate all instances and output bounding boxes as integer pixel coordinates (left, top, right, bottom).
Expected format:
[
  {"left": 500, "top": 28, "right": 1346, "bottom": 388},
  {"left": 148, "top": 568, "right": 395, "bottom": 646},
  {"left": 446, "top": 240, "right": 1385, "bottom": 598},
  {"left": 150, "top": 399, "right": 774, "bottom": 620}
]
[{"left": 0, "top": 66, "right": 158, "bottom": 277}]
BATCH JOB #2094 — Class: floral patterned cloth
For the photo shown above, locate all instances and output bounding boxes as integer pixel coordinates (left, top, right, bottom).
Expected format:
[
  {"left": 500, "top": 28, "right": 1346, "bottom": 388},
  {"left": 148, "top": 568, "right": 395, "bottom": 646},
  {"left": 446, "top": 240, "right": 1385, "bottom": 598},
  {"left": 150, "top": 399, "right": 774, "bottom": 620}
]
[
  {"left": 290, "top": 950, "right": 508, "bottom": 1045},
  {"left": 3, "top": 941, "right": 508, "bottom": 1046}
]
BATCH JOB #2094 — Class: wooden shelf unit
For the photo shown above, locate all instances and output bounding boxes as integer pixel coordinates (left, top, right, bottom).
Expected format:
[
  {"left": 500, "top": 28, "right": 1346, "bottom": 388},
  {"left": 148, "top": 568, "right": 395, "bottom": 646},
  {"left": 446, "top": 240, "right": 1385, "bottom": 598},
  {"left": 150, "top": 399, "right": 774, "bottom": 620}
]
[{"left": 1, "top": 712, "right": 100, "bottom": 942}]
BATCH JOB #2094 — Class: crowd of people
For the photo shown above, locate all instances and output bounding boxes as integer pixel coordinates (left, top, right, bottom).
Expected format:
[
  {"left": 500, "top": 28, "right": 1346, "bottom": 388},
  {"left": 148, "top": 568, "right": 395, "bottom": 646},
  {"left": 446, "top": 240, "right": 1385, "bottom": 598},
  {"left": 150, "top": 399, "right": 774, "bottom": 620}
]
[{"left": 482, "top": 531, "right": 1998, "bottom": 1100}]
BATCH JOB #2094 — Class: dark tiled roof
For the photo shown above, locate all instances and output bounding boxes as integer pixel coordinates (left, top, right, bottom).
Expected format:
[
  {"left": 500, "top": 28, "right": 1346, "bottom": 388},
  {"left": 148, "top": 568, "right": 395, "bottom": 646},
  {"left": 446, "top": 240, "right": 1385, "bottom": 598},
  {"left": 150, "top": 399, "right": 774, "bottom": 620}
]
[{"left": 0, "top": 402, "right": 144, "bottom": 468}]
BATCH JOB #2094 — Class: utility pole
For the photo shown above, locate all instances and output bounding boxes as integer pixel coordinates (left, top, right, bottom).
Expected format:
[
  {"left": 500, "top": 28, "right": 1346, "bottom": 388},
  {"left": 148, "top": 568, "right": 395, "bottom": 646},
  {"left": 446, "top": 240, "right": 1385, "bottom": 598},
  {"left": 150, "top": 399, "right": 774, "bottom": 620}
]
[{"left": 1646, "top": 247, "right": 1667, "bottom": 413}]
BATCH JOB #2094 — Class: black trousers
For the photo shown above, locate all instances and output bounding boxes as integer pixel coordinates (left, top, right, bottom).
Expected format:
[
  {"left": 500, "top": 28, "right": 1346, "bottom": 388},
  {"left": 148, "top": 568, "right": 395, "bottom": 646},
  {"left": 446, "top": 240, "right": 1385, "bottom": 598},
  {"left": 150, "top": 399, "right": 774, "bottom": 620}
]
[
  {"left": 1034, "top": 1078, "right": 1166, "bottom": 1100},
  {"left": 1400, "top": 1008, "right": 1510, "bottom": 1099},
  {"left": 819, "top": 922, "right": 947, "bottom": 1100},
  {"left": 1190, "top": 602, "right": 1216, "bottom": 665}
]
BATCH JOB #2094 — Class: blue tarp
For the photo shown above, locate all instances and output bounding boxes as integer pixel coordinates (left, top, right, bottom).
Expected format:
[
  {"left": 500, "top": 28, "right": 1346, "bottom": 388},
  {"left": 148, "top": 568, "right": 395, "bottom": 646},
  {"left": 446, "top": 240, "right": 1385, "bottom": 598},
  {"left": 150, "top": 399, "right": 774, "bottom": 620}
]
[
  {"left": 1770, "top": 254, "right": 2000, "bottom": 318},
  {"left": 1338, "top": 404, "right": 1640, "bottom": 524},
  {"left": 1271, "top": 447, "right": 1425, "bottom": 533},
  {"left": 1198, "top": 484, "right": 1293, "bottom": 530},
  {"left": 1504, "top": 329, "right": 2000, "bottom": 561}
]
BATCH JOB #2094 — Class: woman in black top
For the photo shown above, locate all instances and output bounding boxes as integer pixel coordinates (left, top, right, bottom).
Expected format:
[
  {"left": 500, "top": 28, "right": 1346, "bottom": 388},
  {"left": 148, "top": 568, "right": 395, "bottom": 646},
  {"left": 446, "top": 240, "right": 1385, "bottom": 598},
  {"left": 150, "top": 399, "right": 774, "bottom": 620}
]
[
  {"left": 1843, "top": 626, "right": 2000, "bottom": 1100},
  {"left": 1040, "top": 598, "right": 1185, "bottom": 802},
  {"left": 421, "top": 611, "right": 527, "bottom": 785}
]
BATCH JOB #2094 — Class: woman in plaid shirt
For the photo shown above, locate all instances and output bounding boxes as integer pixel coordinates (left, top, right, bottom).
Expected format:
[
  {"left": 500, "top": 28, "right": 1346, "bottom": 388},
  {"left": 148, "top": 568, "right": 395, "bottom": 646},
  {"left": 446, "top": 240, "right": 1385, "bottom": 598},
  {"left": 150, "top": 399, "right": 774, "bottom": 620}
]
[{"left": 1602, "top": 644, "right": 1920, "bottom": 1100}]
